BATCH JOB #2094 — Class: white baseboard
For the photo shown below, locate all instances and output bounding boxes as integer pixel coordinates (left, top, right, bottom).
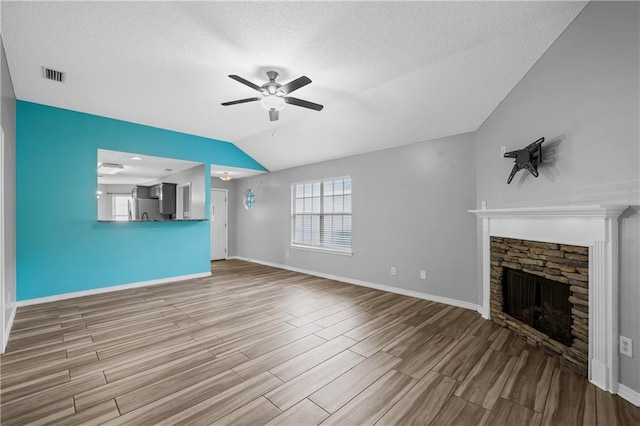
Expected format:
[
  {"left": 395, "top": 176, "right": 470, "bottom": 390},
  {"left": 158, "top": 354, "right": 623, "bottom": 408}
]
[
  {"left": 2, "top": 305, "right": 17, "bottom": 354},
  {"left": 16, "top": 272, "right": 212, "bottom": 307},
  {"left": 229, "top": 256, "right": 481, "bottom": 313},
  {"left": 617, "top": 383, "right": 640, "bottom": 407}
]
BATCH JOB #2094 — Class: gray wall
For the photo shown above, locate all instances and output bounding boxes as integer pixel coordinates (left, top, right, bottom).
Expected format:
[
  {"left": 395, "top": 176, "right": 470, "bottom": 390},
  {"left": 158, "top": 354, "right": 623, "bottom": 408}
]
[
  {"left": 1, "top": 36, "right": 17, "bottom": 345},
  {"left": 474, "top": 2, "right": 640, "bottom": 392},
  {"left": 231, "top": 133, "right": 478, "bottom": 304}
]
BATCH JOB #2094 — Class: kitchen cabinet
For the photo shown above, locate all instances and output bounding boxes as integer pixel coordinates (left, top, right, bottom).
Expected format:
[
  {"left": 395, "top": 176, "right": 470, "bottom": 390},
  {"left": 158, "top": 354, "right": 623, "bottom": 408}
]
[
  {"left": 149, "top": 184, "right": 161, "bottom": 199},
  {"left": 153, "top": 183, "right": 177, "bottom": 215},
  {"left": 132, "top": 185, "right": 151, "bottom": 199}
]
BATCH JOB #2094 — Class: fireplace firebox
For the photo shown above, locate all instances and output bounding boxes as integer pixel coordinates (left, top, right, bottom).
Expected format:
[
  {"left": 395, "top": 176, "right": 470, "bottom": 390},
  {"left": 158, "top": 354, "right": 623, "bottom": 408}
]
[{"left": 502, "top": 267, "right": 573, "bottom": 347}]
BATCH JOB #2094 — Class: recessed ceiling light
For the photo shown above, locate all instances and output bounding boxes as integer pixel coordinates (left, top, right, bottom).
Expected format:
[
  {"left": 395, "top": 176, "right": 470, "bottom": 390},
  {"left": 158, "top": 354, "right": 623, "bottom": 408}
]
[{"left": 130, "top": 156, "right": 142, "bottom": 160}]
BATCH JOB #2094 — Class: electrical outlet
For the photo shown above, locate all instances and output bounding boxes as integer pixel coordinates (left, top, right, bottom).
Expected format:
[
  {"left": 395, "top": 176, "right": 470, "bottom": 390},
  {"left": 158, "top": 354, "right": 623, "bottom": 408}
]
[
  {"left": 420, "top": 270, "right": 427, "bottom": 280},
  {"left": 620, "top": 336, "right": 633, "bottom": 357},
  {"left": 481, "top": 201, "right": 487, "bottom": 210},
  {"left": 390, "top": 267, "right": 397, "bottom": 276},
  {"left": 285, "top": 251, "right": 290, "bottom": 258},
  {"left": 500, "top": 146, "right": 507, "bottom": 158}
]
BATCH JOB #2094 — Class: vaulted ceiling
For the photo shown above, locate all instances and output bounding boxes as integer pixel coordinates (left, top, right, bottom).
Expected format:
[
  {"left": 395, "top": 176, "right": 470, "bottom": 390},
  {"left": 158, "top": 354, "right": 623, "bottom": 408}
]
[{"left": 2, "top": 1, "right": 587, "bottom": 171}]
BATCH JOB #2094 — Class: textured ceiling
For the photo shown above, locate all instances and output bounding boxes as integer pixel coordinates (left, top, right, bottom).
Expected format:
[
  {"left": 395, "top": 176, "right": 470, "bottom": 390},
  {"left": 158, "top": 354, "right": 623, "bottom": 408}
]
[{"left": 2, "top": 1, "right": 587, "bottom": 171}]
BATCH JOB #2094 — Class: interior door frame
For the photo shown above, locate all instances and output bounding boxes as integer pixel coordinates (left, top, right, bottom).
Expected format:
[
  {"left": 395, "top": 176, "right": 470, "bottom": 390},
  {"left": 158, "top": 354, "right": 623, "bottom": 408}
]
[
  {"left": 1, "top": 127, "right": 5, "bottom": 342},
  {"left": 210, "top": 188, "right": 229, "bottom": 261}
]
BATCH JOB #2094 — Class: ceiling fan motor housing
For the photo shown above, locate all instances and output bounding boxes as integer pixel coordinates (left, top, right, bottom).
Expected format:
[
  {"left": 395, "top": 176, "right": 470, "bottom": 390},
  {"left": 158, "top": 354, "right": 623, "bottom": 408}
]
[{"left": 262, "top": 71, "right": 283, "bottom": 96}]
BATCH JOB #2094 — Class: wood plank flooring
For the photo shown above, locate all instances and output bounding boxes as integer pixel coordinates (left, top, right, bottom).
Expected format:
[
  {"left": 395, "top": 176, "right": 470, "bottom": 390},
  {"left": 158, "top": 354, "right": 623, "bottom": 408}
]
[{"left": 1, "top": 260, "right": 639, "bottom": 425}]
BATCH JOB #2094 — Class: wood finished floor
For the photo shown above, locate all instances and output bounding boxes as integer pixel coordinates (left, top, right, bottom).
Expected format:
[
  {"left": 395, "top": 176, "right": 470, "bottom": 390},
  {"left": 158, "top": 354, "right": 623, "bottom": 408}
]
[{"left": 1, "top": 260, "right": 639, "bottom": 425}]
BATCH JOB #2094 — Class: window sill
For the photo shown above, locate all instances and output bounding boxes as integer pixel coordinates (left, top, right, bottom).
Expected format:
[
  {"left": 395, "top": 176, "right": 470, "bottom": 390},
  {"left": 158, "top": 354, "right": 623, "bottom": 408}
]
[{"left": 290, "top": 244, "right": 353, "bottom": 257}]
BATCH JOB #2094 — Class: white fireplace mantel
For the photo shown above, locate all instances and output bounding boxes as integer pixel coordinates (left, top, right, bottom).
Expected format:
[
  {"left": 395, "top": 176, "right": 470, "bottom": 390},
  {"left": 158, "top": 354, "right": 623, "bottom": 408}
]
[{"left": 469, "top": 204, "right": 628, "bottom": 393}]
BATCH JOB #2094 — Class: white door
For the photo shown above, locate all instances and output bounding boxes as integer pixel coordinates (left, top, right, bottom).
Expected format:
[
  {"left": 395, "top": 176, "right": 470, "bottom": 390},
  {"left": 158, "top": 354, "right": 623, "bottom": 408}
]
[{"left": 210, "top": 189, "right": 228, "bottom": 260}]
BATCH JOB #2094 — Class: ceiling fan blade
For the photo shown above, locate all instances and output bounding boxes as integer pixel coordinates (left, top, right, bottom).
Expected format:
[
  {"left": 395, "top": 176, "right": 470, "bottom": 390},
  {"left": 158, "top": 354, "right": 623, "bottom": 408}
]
[
  {"left": 269, "top": 110, "right": 279, "bottom": 121},
  {"left": 285, "top": 96, "right": 324, "bottom": 111},
  {"left": 228, "top": 75, "right": 263, "bottom": 92},
  {"left": 221, "top": 97, "right": 261, "bottom": 106},
  {"left": 279, "top": 76, "right": 311, "bottom": 94}
]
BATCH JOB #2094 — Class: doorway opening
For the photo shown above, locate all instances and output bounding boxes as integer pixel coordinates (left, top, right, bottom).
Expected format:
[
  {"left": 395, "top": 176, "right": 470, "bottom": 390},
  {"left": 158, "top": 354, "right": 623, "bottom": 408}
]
[{"left": 176, "top": 182, "right": 191, "bottom": 220}]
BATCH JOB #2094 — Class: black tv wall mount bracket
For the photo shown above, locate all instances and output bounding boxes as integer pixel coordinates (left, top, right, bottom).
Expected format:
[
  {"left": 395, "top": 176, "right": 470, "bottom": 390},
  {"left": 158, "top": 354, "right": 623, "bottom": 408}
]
[{"left": 503, "top": 137, "right": 545, "bottom": 184}]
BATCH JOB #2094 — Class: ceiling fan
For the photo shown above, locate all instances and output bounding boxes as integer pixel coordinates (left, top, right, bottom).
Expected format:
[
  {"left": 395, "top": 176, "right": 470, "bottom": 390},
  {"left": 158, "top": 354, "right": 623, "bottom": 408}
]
[{"left": 221, "top": 71, "right": 324, "bottom": 122}]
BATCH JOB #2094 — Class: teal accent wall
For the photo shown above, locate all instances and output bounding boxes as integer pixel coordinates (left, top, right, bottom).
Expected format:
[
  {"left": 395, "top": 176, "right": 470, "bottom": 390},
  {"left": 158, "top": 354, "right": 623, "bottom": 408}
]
[{"left": 16, "top": 101, "right": 266, "bottom": 300}]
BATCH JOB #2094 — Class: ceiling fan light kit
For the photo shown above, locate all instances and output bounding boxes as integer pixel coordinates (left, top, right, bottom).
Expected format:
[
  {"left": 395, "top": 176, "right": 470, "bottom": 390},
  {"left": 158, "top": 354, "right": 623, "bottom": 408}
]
[
  {"left": 222, "top": 70, "right": 323, "bottom": 122},
  {"left": 261, "top": 95, "right": 285, "bottom": 111}
]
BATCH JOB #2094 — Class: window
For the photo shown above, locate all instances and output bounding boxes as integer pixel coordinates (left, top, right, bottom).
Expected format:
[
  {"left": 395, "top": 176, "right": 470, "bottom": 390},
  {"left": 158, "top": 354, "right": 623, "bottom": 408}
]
[
  {"left": 112, "top": 195, "right": 131, "bottom": 221},
  {"left": 292, "top": 176, "right": 352, "bottom": 254}
]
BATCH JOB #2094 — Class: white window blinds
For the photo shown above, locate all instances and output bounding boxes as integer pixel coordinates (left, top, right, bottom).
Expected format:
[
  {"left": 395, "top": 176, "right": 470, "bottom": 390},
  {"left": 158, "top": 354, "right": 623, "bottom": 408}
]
[{"left": 292, "top": 177, "right": 352, "bottom": 253}]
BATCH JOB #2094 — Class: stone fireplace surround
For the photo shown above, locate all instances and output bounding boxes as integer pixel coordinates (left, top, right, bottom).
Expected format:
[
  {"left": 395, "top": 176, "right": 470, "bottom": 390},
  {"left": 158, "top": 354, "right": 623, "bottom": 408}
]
[
  {"left": 470, "top": 205, "right": 628, "bottom": 394},
  {"left": 490, "top": 236, "right": 589, "bottom": 376}
]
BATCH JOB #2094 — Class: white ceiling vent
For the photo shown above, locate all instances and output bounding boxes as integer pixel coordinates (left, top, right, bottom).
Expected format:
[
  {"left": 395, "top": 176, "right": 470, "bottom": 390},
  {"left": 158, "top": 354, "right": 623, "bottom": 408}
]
[{"left": 42, "top": 67, "right": 64, "bottom": 82}]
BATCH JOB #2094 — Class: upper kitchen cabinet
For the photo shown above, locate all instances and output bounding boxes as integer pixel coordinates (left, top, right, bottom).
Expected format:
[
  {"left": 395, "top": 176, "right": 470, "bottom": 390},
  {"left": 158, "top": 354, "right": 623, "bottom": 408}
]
[{"left": 150, "top": 183, "right": 177, "bottom": 215}]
